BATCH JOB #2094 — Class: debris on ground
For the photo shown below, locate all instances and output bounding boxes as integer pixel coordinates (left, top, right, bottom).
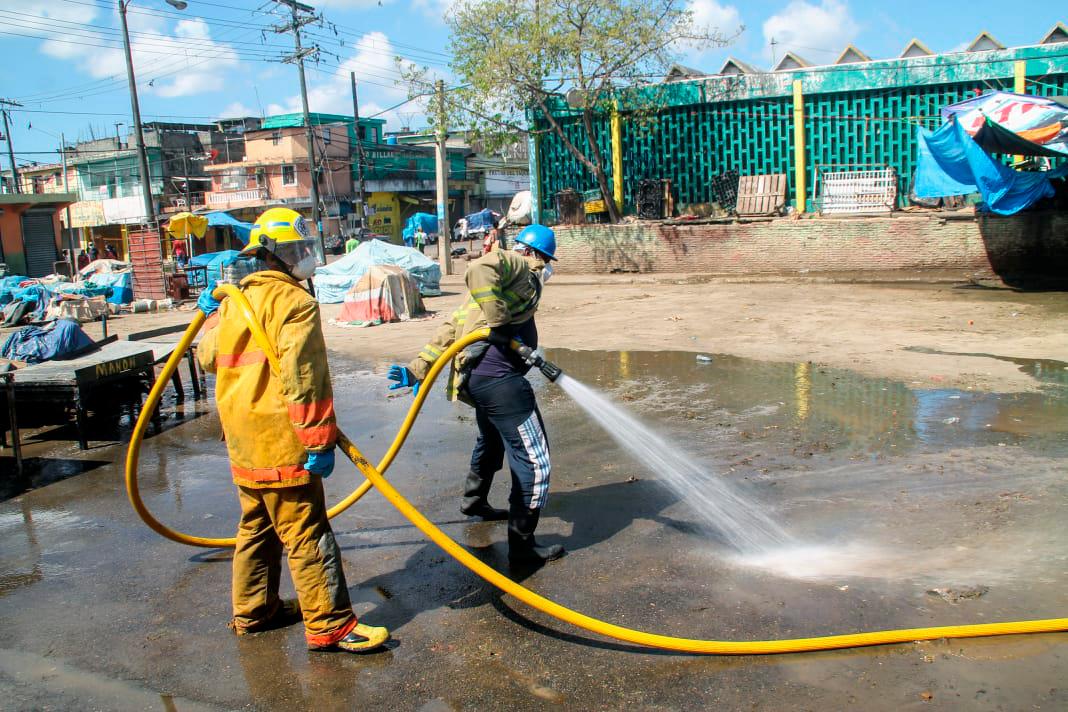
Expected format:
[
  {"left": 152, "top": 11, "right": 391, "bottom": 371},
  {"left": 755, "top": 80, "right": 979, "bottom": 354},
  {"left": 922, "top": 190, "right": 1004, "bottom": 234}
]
[{"left": 926, "top": 586, "right": 989, "bottom": 603}]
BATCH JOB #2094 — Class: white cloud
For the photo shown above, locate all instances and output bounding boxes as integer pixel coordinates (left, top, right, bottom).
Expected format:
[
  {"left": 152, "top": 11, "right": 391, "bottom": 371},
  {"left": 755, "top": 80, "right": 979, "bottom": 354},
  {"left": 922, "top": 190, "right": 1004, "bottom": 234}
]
[
  {"left": 273, "top": 31, "right": 435, "bottom": 129},
  {"left": 681, "top": 0, "right": 743, "bottom": 61},
  {"left": 762, "top": 0, "right": 857, "bottom": 59},
  {"left": 411, "top": 0, "right": 457, "bottom": 22},
  {"left": 219, "top": 101, "right": 261, "bottom": 119},
  {"left": 689, "top": 0, "right": 742, "bottom": 35},
  {"left": 27, "top": 6, "right": 240, "bottom": 99}
]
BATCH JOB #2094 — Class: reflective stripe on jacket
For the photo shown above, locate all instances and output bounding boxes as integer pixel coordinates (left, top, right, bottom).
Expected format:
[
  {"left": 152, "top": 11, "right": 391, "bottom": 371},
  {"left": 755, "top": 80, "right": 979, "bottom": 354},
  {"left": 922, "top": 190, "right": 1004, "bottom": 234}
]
[
  {"left": 407, "top": 249, "right": 544, "bottom": 402},
  {"left": 198, "top": 270, "right": 338, "bottom": 488}
]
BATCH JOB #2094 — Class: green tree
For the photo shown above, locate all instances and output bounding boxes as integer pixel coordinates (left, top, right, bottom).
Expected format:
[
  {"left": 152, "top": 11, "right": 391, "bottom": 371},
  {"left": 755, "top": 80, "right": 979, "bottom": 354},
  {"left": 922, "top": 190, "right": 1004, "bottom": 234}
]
[{"left": 441, "top": 0, "right": 732, "bottom": 223}]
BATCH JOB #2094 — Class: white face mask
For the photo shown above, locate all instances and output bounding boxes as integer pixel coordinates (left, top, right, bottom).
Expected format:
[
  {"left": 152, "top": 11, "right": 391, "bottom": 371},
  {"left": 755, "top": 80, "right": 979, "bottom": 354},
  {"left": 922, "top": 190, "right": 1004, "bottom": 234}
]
[
  {"left": 540, "top": 263, "right": 554, "bottom": 285},
  {"left": 291, "top": 253, "right": 318, "bottom": 280}
]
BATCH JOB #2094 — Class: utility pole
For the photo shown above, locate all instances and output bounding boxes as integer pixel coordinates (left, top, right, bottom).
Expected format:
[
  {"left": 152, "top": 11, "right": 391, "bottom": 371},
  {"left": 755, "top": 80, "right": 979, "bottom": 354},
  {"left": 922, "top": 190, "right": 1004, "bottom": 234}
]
[
  {"left": 273, "top": 0, "right": 323, "bottom": 248},
  {"left": 350, "top": 72, "right": 368, "bottom": 231},
  {"left": 1, "top": 99, "right": 23, "bottom": 194},
  {"left": 118, "top": 1, "right": 157, "bottom": 225},
  {"left": 59, "top": 133, "right": 77, "bottom": 271},
  {"left": 181, "top": 150, "right": 191, "bottom": 209},
  {"left": 434, "top": 79, "right": 452, "bottom": 275}
]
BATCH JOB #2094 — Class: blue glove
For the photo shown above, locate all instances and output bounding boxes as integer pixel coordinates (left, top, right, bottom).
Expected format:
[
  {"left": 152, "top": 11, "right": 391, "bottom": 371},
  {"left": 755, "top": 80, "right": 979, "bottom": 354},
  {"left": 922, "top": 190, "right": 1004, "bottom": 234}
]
[
  {"left": 305, "top": 450, "right": 335, "bottom": 478},
  {"left": 197, "top": 281, "right": 221, "bottom": 316},
  {"left": 387, "top": 364, "right": 420, "bottom": 396}
]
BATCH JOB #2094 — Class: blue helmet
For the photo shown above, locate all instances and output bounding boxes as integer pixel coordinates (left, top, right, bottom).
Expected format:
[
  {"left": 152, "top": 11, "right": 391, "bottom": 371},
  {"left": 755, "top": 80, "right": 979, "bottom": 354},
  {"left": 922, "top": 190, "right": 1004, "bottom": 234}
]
[{"left": 514, "top": 224, "right": 557, "bottom": 261}]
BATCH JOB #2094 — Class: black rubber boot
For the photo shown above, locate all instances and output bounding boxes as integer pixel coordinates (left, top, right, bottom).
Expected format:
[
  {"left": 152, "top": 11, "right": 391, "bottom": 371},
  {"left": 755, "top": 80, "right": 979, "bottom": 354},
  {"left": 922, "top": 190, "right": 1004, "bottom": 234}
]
[
  {"left": 460, "top": 470, "right": 507, "bottom": 520},
  {"left": 508, "top": 505, "right": 565, "bottom": 564}
]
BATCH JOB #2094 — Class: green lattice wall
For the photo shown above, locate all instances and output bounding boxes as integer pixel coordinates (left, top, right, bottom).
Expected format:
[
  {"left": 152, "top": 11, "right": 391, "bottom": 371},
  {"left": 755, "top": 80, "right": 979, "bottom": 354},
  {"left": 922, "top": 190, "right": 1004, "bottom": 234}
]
[{"left": 532, "top": 58, "right": 1068, "bottom": 218}]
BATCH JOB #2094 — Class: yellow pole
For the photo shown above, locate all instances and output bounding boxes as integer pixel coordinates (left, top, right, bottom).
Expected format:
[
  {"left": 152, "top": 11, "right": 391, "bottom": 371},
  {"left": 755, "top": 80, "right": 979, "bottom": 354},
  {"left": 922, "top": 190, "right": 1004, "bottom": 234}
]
[
  {"left": 792, "top": 79, "right": 806, "bottom": 214},
  {"left": 1013, "top": 60, "right": 1026, "bottom": 166},
  {"left": 611, "top": 102, "right": 624, "bottom": 212}
]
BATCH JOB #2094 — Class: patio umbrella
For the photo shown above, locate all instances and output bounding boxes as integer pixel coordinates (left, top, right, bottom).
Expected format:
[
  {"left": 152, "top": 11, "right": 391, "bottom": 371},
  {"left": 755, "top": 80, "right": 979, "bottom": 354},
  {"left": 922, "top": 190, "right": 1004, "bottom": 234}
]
[{"left": 165, "top": 212, "right": 209, "bottom": 239}]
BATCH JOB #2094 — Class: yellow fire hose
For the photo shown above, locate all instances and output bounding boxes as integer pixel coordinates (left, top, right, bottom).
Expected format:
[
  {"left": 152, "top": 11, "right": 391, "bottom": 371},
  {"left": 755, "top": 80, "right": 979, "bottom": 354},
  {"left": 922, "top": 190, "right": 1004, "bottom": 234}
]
[{"left": 124, "top": 283, "right": 1068, "bottom": 654}]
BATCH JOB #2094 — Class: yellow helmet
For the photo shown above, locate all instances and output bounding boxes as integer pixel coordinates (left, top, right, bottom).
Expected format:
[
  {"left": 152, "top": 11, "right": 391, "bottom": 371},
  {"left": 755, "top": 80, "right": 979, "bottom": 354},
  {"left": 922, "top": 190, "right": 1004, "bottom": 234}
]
[
  {"left": 244, "top": 207, "right": 311, "bottom": 253},
  {"left": 243, "top": 207, "right": 324, "bottom": 279}
]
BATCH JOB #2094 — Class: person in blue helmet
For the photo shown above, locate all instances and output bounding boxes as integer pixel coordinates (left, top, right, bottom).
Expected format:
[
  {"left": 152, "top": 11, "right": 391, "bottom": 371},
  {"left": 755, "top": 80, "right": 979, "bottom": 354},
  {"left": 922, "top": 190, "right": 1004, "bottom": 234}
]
[{"left": 386, "top": 224, "right": 564, "bottom": 565}]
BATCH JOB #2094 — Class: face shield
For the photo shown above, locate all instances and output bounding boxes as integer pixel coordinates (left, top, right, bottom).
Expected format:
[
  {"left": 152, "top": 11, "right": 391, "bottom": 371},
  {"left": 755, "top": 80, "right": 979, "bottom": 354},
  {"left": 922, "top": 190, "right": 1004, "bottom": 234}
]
[{"left": 272, "top": 238, "right": 325, "bottom": 280}]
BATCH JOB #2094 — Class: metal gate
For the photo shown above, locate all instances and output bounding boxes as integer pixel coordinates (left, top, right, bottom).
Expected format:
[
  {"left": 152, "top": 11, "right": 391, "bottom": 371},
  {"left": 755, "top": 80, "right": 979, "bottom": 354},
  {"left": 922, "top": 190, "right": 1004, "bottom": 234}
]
[{"left": 21, "top": 210, "right": 58, "bottom": 278}]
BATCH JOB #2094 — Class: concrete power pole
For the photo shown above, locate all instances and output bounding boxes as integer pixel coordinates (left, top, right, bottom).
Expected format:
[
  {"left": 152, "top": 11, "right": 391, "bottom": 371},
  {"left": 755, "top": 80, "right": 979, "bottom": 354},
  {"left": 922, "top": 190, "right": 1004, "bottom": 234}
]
[
  {"left": 273, "top": 0, "right": 323, "bottom": 248},
  {"left": 60, "top": 133, "right": 78, "bottom": 269},
  {"left": 118, "top": 1, "right": 157, "bottom": 225},
  {"left": 0, "top": 99, "right": 23, "bottom": 194},
  {"left": 349, "top": 72, "right": 367, "bottom": 231},
  {"left": 434, "top": 79, "right": 452, "bottom": 275}
]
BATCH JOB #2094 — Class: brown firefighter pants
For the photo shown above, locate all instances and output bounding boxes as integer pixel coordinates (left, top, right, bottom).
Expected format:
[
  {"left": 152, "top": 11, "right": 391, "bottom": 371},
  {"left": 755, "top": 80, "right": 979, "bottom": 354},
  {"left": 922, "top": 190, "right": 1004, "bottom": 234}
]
[{"left": 232, "top": 479, "right": 358, "bottom": 648}]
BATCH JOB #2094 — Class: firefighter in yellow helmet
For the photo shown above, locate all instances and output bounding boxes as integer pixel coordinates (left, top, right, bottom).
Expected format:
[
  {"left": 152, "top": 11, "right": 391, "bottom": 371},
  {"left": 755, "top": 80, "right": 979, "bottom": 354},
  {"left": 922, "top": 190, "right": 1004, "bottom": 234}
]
[{"left": 197, "top": 207, "right": 389, "bottom": 653}]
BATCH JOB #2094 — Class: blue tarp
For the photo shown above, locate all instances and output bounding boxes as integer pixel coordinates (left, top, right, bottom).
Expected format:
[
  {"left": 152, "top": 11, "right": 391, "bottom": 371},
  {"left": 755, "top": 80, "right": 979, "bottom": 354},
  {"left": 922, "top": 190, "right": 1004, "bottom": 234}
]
[
  {"left": 86, "top": 271, "right": 132, "bottom": 305},
  {"left": 314, "top": 239, "right": 442, "bottom": 303},
  {"left": 189, "top": 250, "right": 242, "bottom": 285},
  {"left": 464, "top": 209, "right": 497, "bottom": 233},
  {"left": 401, "top": 213, "right": 438, "bottom": 244},
  {"left": 1, "top": 319, "right": 95, "bottom": 364},
  {"left": 0, "top": 275, "right": 29, "bottom": 306},
  {"left": 204, "top": 211, "right": 253, "bottom": 244},
  {"left": 914, "top": 120, "right": 1056, "bottom": 215}
]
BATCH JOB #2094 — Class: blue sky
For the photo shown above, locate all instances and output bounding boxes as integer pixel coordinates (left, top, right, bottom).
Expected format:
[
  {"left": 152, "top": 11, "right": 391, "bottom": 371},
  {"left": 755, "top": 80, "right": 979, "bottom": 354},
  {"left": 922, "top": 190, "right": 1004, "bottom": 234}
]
[{"left": 1, "top": 0, "right": 1065, "bottom": 165}]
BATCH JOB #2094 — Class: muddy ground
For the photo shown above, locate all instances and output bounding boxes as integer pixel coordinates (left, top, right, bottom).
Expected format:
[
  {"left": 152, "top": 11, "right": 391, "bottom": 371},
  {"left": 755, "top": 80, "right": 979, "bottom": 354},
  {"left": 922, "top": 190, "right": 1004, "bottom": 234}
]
[{"left": 1, "top": 276, "right": 1067, "bottom": 710}]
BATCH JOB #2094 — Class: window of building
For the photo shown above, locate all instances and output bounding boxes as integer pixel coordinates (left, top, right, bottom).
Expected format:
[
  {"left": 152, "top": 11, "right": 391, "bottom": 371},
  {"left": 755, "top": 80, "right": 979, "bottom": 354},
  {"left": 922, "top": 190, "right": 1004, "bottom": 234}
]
[
  {"left": 255, "top": 168, "right": 266, "bottom": 188},
  {"left": 272, "top": 130, "right": 282, "bottom": 145},
  {"left": 281, "top": 164, "right": 297, "bottom": 186},
  {"left": 321, "top": 127, "right": 331, "bottom": 145},
  {"left": 220, "top": 167, "right": 245, "bottom": 190},
  {"left": 358, "top": 126, "right": 366, "bottom": 140}
]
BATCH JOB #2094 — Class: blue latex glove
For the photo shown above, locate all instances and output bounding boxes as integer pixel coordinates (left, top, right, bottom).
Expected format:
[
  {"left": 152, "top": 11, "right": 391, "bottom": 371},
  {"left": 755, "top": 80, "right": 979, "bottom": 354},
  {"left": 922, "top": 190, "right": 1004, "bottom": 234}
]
[
  {"left": 305, "top": 450, "right": 335, "bottom": 478},
  {"left": 197, "top": 281, "right": 221, "bottom": 316},
  {"left": 386, "top": 364, "right": 420, "bottom": 396}
]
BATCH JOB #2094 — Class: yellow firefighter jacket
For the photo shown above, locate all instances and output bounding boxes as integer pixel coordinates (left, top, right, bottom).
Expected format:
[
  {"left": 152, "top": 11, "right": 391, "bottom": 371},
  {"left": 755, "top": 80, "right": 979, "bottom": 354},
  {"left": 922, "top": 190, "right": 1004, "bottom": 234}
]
[
  {"left": 198, "top": 270, "right": 338, "bottom": 488},
  {"left": 407, "top": 249, "right": 545, "bottom": 402}
]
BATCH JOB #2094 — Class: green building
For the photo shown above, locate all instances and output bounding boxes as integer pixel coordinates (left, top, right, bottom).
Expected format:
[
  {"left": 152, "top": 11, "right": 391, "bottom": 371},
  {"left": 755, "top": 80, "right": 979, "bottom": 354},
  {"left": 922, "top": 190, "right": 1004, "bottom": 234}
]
[{"left": 529, "top": 33, "right": 1068, "bottom": 221}]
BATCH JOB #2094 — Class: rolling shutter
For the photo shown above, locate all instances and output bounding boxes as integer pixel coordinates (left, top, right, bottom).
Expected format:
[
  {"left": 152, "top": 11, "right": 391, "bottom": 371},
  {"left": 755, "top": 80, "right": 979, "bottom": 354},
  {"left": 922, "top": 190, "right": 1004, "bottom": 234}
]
[{"left": 22, "top": 210, "right": 59, "bottom": 278}]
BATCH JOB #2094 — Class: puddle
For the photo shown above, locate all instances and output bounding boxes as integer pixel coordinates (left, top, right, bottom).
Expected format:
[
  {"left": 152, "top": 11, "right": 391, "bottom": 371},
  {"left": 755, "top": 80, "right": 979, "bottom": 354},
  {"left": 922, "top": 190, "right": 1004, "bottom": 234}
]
[
  {"left": 904, "top": 346, "right": 1068, "bottom": 387},
  {"left": 544, "top": 348, "right": 1068, "bottom": 455}
]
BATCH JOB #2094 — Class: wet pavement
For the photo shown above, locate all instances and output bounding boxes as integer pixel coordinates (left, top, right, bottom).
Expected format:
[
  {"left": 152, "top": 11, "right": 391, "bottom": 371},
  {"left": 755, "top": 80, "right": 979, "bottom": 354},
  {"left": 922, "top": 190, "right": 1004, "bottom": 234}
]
[{"left": 2, "top": 350, "right": 1067, "bottom": 709}]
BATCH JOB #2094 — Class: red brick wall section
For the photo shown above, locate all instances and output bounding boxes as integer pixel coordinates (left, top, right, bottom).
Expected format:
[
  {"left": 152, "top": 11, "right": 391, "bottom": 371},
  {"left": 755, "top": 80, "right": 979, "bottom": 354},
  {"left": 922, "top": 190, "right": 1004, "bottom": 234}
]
[{"left": 552, "top": 212, "right": 1068, "bottom": 280}]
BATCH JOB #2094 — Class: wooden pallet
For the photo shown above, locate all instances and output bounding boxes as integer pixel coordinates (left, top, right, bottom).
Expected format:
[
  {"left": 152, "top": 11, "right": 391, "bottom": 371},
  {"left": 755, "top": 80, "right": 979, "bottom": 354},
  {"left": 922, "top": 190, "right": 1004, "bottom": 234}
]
[{"left": 736, "top": 174, "right": 787, "bottom": 216}]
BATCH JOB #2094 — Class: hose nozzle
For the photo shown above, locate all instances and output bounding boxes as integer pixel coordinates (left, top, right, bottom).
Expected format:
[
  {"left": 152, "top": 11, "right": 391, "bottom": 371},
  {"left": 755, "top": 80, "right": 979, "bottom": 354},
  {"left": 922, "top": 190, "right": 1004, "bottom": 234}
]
[{"left": 512, "top": 342, "right": 564, "bottom": 383}]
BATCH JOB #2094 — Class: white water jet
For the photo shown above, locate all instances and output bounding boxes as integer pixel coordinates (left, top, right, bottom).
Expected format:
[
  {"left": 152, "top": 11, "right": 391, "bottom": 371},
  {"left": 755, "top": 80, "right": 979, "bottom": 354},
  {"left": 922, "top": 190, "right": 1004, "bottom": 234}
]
[{"left": 556, "top": 374, "right": 793, "bottom": 554}]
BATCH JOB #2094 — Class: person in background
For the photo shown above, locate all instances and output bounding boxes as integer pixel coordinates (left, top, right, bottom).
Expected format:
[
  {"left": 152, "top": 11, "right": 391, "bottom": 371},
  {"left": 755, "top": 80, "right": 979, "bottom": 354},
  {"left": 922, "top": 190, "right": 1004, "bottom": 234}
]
[
  {"left": 414, "top": 225, "right": 427, "bottom": 254},
  {"left": 88, "top": 244, "right": 99, "bottom": 262},
  {"left": 483, "top": 221, "right": 501, "bottom": 255},
  {"left": 174, "top": 241, "right": 189, "bottom": 268},
  {"left": 104, "top": 243, "right": 118, "bottom": 261},
  {"left": 345, "top": 233, "right": 360, "bottom": 254},
  {"left": 76, "top": 249, "right": 90, "bottom": 271}
]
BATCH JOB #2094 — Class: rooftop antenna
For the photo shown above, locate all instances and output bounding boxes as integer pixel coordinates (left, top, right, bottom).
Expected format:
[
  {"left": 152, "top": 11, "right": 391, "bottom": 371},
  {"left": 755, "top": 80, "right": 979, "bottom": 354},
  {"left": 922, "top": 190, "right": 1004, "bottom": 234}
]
[
  {"left": 254, "top": 86, "right": 266, "bottom": 119},
  {"left": 770, "top": 36, "right": 778, "bottom": 67}
]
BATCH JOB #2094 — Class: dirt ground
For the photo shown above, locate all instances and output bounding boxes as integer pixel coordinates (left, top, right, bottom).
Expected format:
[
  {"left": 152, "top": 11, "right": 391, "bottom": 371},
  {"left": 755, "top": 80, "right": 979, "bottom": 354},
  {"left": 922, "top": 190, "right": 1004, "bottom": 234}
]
[{"left": 93, "top": 272, "right": 1068, "bottom": 393}]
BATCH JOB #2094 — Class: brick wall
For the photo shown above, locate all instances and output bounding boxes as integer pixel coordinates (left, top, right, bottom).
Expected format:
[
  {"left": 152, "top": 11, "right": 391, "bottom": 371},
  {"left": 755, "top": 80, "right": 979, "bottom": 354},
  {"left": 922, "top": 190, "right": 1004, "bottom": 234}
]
[{"left": 553, "top": 212, "right": 1068, "bottom": 281}]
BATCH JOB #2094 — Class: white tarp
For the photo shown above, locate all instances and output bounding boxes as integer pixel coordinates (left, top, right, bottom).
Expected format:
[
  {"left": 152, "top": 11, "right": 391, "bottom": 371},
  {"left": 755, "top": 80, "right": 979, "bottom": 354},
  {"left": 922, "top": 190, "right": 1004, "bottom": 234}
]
[{"left": 314, "top": 239, "right": 442, "bottom": 303}]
